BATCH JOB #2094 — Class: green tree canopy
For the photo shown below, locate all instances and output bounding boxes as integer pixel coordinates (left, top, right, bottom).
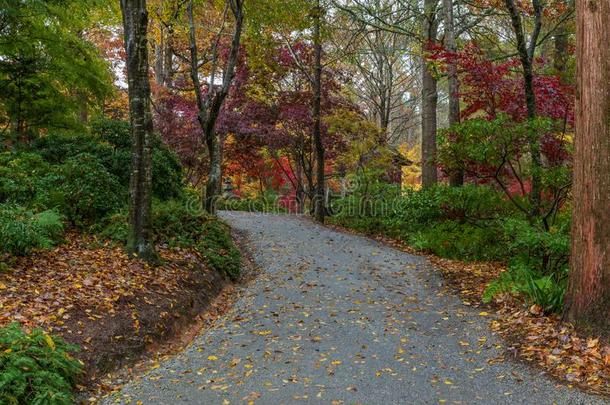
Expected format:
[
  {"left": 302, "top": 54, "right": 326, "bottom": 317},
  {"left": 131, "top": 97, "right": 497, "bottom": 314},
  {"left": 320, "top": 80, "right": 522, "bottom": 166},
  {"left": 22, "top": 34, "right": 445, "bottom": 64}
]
[{"left": 0, "top": 0, "right": 113, "bottom": 140}]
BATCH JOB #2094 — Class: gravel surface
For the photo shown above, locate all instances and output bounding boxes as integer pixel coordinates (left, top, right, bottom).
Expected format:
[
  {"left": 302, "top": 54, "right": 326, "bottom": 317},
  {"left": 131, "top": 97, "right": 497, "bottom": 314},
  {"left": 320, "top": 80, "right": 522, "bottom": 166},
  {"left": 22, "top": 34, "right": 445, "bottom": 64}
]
[{"left": 103, "top": 212, "right": 606, "bottom": 404}]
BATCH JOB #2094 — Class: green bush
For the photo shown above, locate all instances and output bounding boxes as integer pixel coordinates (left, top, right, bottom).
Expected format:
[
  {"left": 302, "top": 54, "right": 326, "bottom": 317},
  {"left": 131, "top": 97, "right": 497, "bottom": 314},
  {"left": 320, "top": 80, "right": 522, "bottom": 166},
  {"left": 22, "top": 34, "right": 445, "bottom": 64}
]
[
  {"left": 32, "top": 132, "right": 114, "bottom": 166},
  {"left": 482, "top": 216, "right": 570, "bottom": 313},
  {"left": 152, "top": 147, "right": 184, "bottom": 201},
  {"left": 0, "top": 153, "right": 51, "bottom": 205},
  {"left": 197, "top": 218, "right": 241, "bottom": 280},
  {"left": 501, "top": 217, "right": 570, "bottom": 275},
  {"left": 217, "top": 190, "right": 288, "bottom": 213},
  {"left": 151, "top": 199, "right": 205, "bottom": 245},
  {"left": 95, "top": 199, "right": 241, "bottom": 279},
  {"left": 483, "top": 263, "right": 566, "bottom": 313},
  {"left": 408, "top": 220, "right": 505, "bottom": 261},
  {"left": 0, "top": 205, "right": 64, "bottom": 256},
  {"left": 0, "top": 323, "right": 82, "bottom": 405},
  {"left": 34, "top": 122, "right": 184, "bottom": 201},
  {"left": 91, "top": 118, "right": 131, "bottom": 149},
  {"left": 35, "top": 153, "right": 124, "bottom": 225}
]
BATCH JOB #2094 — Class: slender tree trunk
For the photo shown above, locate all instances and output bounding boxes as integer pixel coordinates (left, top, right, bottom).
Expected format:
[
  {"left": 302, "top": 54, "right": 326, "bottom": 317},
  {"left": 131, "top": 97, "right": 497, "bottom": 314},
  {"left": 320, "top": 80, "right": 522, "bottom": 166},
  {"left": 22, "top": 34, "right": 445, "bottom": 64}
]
[
  {"left": 504, "top": 0, "right": 543, "bottom": 217},
  {"left": 554, "top": 24, "right": 568, "bottom": 78},
  {"left": 564, "top": 0, "right": 610, "bottom": 326},
  {"left": 443, "top": 0, "right": 463, "bottom": 186},
  {"left": 421, "top": 0, "right": 438, "bottom": 187},
  {"left": 312, "top": 0, "right": 325, "bottom": 222},
  {"left": 187, "top": 0, "right": 243, "bottom": 215},
  {"left": 120, "top": 0, "right": 156, "bottom": 261},
  {"left": 295, "top": 157, "right": 305, "bottom": 214},
  {"left": 553, "top": 0, "right": 572, "bottom": 82},
  {"left": 154, "top": 34, "right": 164, "bottom": 85}
]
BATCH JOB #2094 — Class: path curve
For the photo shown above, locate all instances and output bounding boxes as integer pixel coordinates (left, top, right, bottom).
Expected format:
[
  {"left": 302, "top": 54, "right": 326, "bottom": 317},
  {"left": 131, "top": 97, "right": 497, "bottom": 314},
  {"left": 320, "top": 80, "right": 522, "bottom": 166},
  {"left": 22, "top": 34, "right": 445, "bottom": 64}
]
[{"left": 104, "top": 212, "right": 604, "bottom": 404}]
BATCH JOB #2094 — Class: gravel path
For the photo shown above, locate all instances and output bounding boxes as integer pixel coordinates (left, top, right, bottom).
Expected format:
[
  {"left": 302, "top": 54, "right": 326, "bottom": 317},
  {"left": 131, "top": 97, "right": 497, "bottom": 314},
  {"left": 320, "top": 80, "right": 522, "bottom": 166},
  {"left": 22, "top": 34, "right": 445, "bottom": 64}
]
[{"left": 104, "top": 212, "right": 605, "bottom": 404}]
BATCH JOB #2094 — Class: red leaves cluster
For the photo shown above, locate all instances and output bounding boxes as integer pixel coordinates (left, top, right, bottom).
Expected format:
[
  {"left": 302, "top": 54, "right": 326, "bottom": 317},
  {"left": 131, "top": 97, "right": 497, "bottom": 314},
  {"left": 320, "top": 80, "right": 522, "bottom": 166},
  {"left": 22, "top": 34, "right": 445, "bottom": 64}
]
[{"left": 428, "top": 42, "right": 574, "bottom": 125}]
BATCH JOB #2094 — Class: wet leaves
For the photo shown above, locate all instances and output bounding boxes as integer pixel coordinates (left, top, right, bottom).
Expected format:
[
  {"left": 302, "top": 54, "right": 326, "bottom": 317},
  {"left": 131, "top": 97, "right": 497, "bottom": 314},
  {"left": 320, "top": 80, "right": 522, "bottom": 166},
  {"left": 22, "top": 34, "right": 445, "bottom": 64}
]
[
  {"left": 331, "top": 223, "right": 610, "bottom": 396},
  {"left": 0, "top": 233, "right": 200, "bottom": 331}
]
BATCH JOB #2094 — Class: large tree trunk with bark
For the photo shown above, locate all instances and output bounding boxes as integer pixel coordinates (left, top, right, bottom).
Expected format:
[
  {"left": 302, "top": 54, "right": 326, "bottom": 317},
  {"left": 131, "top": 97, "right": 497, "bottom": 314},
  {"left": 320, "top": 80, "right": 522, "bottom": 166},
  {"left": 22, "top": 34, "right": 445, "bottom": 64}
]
[
  {"left": 421, "top": 0, "right": 438, "bottom": 187},
  {"left": 120, "top": 0, "right": 157, "bottom": 261},
  {"left": 443, "top": 0, "right": 462, "bottom": 186},
  {"left": 563, "top": 0, "right": 610, "bottom": 327},
  {"left": 312, "top": 0, "right": 325, "bottom": 223}
]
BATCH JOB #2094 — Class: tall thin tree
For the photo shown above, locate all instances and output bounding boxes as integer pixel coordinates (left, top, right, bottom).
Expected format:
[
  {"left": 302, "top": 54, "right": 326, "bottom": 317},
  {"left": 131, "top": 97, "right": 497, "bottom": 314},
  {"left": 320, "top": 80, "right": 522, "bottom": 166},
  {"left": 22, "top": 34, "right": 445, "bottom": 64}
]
[
  {"left": 421, "top": 0, "right": 439, "bottom": 187},
  {"left": 312, "top": 0, "right": 325, "bottom": 222},
  {"left": 120, "top": 0, "right": 156, "bottom": 261},
  {"left": 443, "top": 0, "right": 463, "bottom": 186},
  {"left": 504, "top": 0, "right": 543, "bottom": 216},
  {"left": 563, "top": 0, "right": 609, "bottom": 326},
  {"left": 187, "top": 0, "right": 244, "bottom": 215}
]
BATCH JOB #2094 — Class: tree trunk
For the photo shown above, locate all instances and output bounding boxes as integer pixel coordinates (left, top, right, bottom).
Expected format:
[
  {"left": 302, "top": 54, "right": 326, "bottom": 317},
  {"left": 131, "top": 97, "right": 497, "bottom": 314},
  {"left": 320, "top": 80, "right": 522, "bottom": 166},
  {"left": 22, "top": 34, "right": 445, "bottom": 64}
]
[
  {"left": 120, "top": 0, "right": 157, "bottom": 262},
  {"left": 504, "top": 0, "right": 543, "bottom": 217},
  {"left": 553, "top": 24, "right": 568, "bottom": 78},
  {"left": 443, "top": 0, "right": 463, "bottom": 186},
  {"left": 563, "top": 0, "right": 610, "bottom": 327},
  {"left": 312, "top": 0, "right": 325, "bottom": 223},
  {"left": 421, "top": 0, "right": 438, "bottom": 188},
  {"left": 187, "top": 0, "right": 243, "bottom": 215},
  {"left": 203, "top": 114, "right": 222, "bottom": 214},
  {"left": 154, "top": 35, "right": 164, "bottom": 85}
]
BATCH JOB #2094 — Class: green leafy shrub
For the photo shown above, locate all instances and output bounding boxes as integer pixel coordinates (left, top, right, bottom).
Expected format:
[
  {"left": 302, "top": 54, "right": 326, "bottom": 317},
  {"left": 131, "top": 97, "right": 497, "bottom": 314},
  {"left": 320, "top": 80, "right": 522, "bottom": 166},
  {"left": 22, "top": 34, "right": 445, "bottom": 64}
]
[
  {"left": 501, "top": 217, "right": 570, "bottom": 275},
  {"left": 35, "top": 153, "right": 124, "bottom": 225},
  {"left": 0, "top": 153, "right": 51, "bottom": 205},
  {"left": 92, "top": 118, "right": 184, "bottom": 200},
  {"left": 152, "top": 146, "right": 184, "bottom": 201},
  {"left": 408, "top": 220, "right": 505, "bottom": 261},
  {"left": 151, "top": 199, "right": 204, "bottom": 245},
  {"left": 0, "top": 205, "right": 64, "bottom": 255},
  {"left": 35, "top": 122, "right": 184, "bottom": 201},
  {"left": 0, "top": 323, "right": 82, "bottom": 405},
  {"left": 483, "top": 263, "right": 566, "bottom": 313},
  {"left": 482, "top": 216, "right": 570, "bottom": 313},
  {"left": 197, "top": 218, "right": 241, "bottom": 280},
  {"left": 217, "top": 190, "right": 288, "bottom": 213},
  {"left": 95, "top": 199, "right": 241, "bottom": 279},
  {"left": 32, "top": 132, "right": 114, "bottom": 166},
  {"left": 91, "top": 117, "right": 132, "bottom": 149}
]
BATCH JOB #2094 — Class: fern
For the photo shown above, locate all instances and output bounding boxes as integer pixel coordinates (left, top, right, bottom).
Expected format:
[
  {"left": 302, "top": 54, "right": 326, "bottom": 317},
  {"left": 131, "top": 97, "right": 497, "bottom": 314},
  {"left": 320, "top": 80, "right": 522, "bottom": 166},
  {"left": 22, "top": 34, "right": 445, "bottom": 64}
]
[
  {"left": 0, "top": 205, "right": 64, "bottom": 255},
  {"left": 0, "top": 324, "right": 82, "bottom": 405}
]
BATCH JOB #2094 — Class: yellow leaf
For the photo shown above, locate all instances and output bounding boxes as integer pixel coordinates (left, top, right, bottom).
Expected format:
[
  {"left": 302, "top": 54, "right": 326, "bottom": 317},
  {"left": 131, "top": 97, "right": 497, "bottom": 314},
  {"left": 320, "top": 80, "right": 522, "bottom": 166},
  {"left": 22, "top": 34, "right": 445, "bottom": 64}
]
[
  {"left": 256, "top": 330, "right": 272, "bottom": 336},
  {"left": 43, "top": 334, "right": 55, "bottom": 351},
  {"left": 207, "top": 355, "right": 218, "bottom": 361},
  {"left": 587, "top": 338, "right": 599, "bottom": 348},
  {"left": 331, "top": 360, "right": 342, "bottom": 365},
  {"left": 478, "top": 312, "right": 489, "bottom": 317}
]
